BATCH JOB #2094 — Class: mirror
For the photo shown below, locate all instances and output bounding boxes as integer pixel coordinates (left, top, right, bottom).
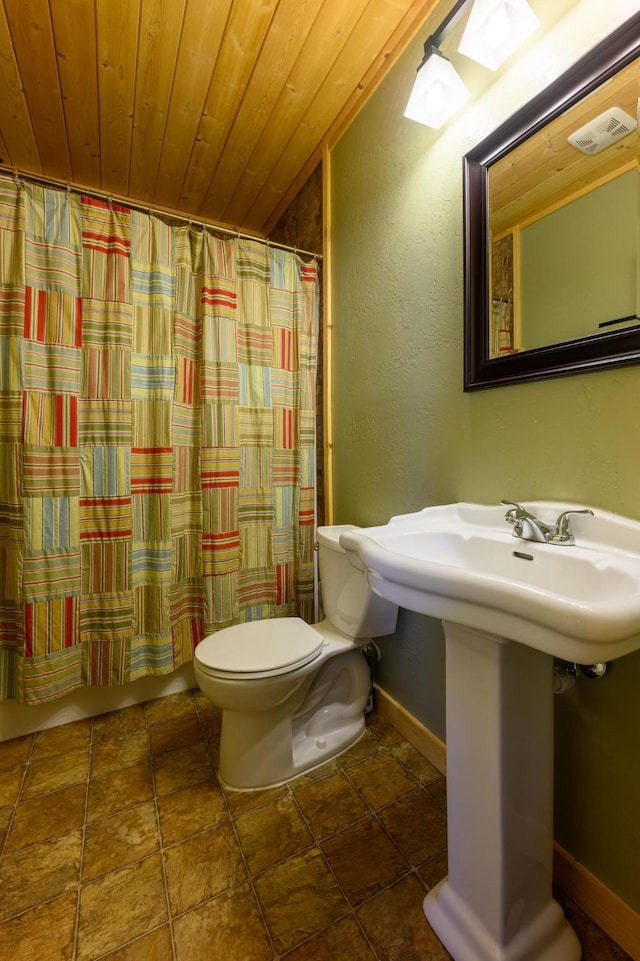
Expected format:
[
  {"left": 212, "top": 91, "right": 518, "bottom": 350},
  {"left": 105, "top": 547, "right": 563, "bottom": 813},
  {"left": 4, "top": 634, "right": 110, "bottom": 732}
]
[{"left": 464, "top": 11, "right": 640, "bottom": 390}]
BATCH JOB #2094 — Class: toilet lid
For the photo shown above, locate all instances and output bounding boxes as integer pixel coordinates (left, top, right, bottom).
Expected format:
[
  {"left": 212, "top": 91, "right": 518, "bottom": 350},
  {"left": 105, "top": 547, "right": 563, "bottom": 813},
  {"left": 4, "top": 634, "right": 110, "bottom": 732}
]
[{"left": 195, "top": 617, "right": 324, "bottom": 677}]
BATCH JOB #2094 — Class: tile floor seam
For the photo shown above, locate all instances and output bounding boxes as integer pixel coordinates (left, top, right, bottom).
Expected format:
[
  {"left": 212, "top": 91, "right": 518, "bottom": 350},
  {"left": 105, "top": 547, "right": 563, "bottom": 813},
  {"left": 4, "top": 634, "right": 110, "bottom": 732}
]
[
  {"left": 88, "top": 922, "right": 170, "bottom": 961},
  {"left": 291, "top": 775, "right": 358, "bottom": 846},
  {"left": 72, "top": 716, "right": 94, "bottom": 961},
  {"left": 222, "top": 754, "right": 370, "bottom": 958},
  {"left": 0, "top": 743, "right": 85, "bottom": 935},
  {"left": 340, "top": 741, "right": 422, "bottom": 811},
  {"left": 299, "top": 740, "right": 447, "bottom": 941},
  {"left": 172, "top": 695, "right": 265, "bottom": 958},
  {"left": 244, "top": 836, "right": 319, "bottom": 883},
  {"left": 288, "top": 740, "right": 422, "bottom": 862},
  {"left": 285, "top": 779, "right": 391, "bottom": 960},
  {"left": 192, "top": 693, "right": 275, "bottom": 949},
  {"left": 164, "top": 695, "right": 277, "bottom": 959},
  {"left": 81, "top": 796, "right": 168, "bottom": 884},
  {"left": 0, "top": 779, "right": 18, "bottom": 861},
  {"left": 370, "top": 803, "right": 421, "bottom": 873},
  {"left": 318, "top": 813, "right": 418, "bottom": 913},
  {"left": 0, "top": 731, "right": 35, "bottom": 860},
  {"left": 196, "top": 699, "right": 234, "bottom": 825},
  {"left": 0, "top": 888, "right": 81, "bottom": 941},
  {"left": 145, "top": 706, "right": 180, "bottom": 961},
  {"left": 369, "top": 783, "right": 449, "bottom": 871},
  {"left": 278, "top": 903, "right": 378, "bottom": 961},
  {"left": 306, "top": 812, "right": 381, "bottom": 927},
  {"left": 224, "top": 790, "right": 282, "bottom": 959}
]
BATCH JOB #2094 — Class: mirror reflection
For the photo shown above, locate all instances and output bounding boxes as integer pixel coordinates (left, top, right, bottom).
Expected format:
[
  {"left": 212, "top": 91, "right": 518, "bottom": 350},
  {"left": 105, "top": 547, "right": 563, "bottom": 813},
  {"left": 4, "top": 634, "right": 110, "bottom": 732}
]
[{"left": 488, "top": 56, "right": 639, "bottom": 358}]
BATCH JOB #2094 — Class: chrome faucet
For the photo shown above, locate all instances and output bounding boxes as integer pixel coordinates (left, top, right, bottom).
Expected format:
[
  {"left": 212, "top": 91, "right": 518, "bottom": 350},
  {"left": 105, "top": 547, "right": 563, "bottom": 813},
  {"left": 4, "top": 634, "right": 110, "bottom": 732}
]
[
  {"left": 546, "top": 508, "right": 594, "bottom": 545},
  {"left": 501, "top": 500, "right": 553, "bottom": 542},
  {"left": 501, "top": 500, "right": 594, "bottom": 546}
]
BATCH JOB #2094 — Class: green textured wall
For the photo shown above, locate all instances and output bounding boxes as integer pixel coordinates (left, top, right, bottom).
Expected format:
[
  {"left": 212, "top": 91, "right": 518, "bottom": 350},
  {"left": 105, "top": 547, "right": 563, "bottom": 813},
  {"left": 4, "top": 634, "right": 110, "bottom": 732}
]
[
  {"left": 330, "top": 0, "right": 640, "bottom": 914},
  {"left": 521, "top": 170, "right": 637, "bottom": 349}
]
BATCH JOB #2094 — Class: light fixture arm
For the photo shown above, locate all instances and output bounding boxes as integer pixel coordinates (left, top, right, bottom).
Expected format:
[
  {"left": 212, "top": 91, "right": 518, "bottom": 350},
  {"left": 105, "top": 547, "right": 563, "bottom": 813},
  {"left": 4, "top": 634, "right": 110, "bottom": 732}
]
[
  {"left": 431, "top": 0, "right": 472, "bottom": 47},
  {"left": 416, "top": 37, "right": 445, "bottom": 70}
]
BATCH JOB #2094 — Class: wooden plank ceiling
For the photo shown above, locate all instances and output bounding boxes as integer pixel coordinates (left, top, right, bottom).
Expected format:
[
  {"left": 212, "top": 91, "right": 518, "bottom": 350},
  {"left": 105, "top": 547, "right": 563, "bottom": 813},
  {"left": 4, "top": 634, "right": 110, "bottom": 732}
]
[
  {"left": 490, "top": 57, "right": 639, "bottom": 237},
  {"left": 0, "top": 0, "right": 438, "bottom": 236}
]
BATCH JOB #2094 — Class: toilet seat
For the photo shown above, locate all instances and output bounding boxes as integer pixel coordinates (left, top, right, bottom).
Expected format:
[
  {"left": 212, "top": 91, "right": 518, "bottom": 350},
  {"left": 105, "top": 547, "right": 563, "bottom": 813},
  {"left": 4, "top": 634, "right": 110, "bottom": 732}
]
[{"left": 195, "top": 617, "right": 324, "bottom": 680}]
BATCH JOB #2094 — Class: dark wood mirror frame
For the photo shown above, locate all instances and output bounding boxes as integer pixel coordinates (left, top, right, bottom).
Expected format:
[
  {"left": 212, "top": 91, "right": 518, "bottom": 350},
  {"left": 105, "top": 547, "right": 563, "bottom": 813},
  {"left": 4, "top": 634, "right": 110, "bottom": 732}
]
[{"left": 463, "top": 12, "right": 640, "bottom": 391}]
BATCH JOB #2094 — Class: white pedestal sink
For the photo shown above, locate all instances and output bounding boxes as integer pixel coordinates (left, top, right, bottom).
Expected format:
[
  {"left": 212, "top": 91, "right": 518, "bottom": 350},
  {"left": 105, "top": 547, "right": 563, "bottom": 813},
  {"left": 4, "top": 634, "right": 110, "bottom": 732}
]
[{"left": 340, "top": 502, "right": 640, "bottom": 961}]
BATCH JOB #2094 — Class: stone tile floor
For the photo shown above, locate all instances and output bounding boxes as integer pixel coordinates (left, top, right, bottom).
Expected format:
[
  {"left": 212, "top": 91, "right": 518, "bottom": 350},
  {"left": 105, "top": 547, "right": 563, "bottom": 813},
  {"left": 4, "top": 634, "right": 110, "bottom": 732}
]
[{"left": 0, "top": 689, "right": 632, "bottom": 960}]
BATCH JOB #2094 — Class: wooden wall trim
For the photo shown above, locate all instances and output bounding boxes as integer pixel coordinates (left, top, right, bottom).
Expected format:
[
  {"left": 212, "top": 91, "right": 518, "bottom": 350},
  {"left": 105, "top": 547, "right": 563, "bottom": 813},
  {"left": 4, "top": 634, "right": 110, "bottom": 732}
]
[
  {"left": 374, "top": 683, "right": 640, "bottom": 960},
  {"left": 374, "top": 683, "right": 446, "bottom": 775},
  {"left": 322, "top": 143, "right": 334, "bottom": 525},
  {"left": 553, "top": 846, "right": 640, "bottom": 961}
]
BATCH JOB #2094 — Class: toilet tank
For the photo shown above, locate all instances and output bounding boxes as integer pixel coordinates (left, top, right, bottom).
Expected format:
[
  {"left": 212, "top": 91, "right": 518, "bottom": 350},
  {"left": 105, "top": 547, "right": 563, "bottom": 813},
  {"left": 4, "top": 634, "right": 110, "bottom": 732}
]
[{"left": 317, "top": 525, "right": 398, "bottom": 638}]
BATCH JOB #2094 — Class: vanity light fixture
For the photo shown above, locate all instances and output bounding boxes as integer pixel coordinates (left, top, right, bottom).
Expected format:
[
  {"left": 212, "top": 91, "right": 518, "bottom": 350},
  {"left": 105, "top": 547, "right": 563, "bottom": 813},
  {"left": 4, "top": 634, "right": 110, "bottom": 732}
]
[
  {"left": 405, "top": 0, "right": 540, "bottom": 128},
  {"left": 404, "top": 37, "right": 470, "bottom": 129},
  {"left": 458, "top": 0, "right": 540, "bottom": 70}
]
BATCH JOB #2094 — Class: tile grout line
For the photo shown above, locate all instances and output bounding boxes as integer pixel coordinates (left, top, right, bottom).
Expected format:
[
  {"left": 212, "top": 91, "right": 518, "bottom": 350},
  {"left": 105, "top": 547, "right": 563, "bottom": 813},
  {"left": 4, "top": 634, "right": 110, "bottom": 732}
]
[
  {"left": 71, "top": 715, "right": 94, "bottom": 961},
  {"left": 194, "top": 691, "right": 284, "bottom": 960},
  {"left": 285, "top": 772, "right": 383, "bottom": 961},
  {"left": 222, "top": 723, "right": 422, "bottom": 959},
  {"left": 81, "top": 703, "right": 188, "bottom": 961},
  {"left": 335, "top": 737, "right": 425, "bottom": 959},
  {"left": 192, "top": 694, "right": 371, "bottom": 959},
  {"left": 146, "top": 697, "right": 182, "bottom": 961},
  {"left": 0, "top": 729, "right": 35, "bottom": 864}
]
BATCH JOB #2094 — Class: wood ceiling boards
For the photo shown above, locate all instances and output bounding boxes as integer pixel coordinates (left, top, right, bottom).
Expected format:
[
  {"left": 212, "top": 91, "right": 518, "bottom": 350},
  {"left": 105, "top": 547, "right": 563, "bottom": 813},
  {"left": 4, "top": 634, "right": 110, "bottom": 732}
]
[
  {"left": 489, "top": 58, "right": 639, "bottom": 237},
  {"left": 0, "top": 0, "right": 439, "bottom": 235}
]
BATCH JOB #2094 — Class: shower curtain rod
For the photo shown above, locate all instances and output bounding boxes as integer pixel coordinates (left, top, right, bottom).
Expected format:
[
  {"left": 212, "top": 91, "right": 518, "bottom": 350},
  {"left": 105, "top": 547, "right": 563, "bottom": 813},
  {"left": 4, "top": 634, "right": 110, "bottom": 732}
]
[{"left": 0, "top": 165, "right": 323, "bottom": 261}]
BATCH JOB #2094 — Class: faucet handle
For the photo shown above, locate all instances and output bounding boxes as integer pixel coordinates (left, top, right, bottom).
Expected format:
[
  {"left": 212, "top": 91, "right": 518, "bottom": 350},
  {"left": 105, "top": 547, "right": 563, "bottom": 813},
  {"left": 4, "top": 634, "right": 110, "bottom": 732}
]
[
  {"left": 500, "top": 500, "right": 536, "bottom": 523},
  {"left": 548, "top": 508, "right": 594, "bottom": 545}
]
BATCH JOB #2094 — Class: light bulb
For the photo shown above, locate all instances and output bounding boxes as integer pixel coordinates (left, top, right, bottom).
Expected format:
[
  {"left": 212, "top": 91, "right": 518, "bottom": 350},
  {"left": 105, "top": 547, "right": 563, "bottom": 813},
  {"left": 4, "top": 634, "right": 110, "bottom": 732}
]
[
  {"left": 458, "top": 0, "right": 540, "bottom": 71},
  {"left": 485, "top": 5, "right": 511, "bottom": 50},
  {"left": 424, "top": 81, "right": 446, "bottom": 118},
  {"left": 404, "top": 41, "right": 470, "bottom": 129}
]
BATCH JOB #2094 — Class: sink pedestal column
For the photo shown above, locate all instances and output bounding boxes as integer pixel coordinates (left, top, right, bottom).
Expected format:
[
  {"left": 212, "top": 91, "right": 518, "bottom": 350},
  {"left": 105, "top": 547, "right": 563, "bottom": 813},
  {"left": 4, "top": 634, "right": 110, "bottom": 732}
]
[{"left": 423, "top": 622, "right": 581, "bottom": 961}]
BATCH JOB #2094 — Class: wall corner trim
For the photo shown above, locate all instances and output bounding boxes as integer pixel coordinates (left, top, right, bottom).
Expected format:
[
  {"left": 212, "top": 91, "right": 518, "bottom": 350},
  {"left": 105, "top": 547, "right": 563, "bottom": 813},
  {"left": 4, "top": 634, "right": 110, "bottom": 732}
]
[
  {"left": 374, "top": 683, "right": 640, "bottom": 960},
  {"left": 552, "top": 844, "right": 640, "bottom": 961},
  {"left": 374, "top": 683, "right": 446, "bottom": 775}
]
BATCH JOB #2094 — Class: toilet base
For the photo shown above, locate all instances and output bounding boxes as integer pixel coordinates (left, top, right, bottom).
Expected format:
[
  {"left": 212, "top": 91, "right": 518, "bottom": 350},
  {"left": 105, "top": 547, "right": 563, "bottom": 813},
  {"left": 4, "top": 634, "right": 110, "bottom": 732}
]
[
  {"left": 219, "top": 718, "right": 365, "bottom": 792},
  {"left": 217, "top": 648, "right": 371, "bottom": 790}
]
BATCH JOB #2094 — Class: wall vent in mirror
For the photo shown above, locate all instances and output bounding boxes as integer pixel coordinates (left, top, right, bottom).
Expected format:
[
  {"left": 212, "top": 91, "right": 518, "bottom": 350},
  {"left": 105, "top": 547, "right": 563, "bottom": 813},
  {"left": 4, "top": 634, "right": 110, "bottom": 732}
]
[
  {"left": 567, "top": 107, "right": 636, "bottom": 155},
  {"left": 463, "top": 11, "right": 640, "bottom": 390}
]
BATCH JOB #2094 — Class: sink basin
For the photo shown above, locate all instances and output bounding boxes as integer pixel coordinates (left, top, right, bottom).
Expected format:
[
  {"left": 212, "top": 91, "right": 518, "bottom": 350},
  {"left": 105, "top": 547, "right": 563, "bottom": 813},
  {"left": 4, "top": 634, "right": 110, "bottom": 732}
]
[{"left": 340, "top": 501, "right": 640, "bottom": 664}]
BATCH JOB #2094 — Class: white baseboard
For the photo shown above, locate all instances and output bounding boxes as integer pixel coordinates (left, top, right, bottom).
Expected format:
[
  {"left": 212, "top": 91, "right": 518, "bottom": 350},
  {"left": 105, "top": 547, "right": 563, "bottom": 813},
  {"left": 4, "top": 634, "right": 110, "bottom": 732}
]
[
  {"left": 374, "top": 683, "right": 640, "bottom": 961},
  {"left": 0, "top": 663, "right": 197, "bottom": 741}
]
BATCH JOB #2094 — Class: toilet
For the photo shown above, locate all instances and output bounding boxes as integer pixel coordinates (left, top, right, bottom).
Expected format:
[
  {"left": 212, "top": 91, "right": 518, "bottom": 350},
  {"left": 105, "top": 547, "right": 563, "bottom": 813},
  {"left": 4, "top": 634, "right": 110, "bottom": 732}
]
[{"left": 193, "top": 525, "right": 398, "bottom": 790}]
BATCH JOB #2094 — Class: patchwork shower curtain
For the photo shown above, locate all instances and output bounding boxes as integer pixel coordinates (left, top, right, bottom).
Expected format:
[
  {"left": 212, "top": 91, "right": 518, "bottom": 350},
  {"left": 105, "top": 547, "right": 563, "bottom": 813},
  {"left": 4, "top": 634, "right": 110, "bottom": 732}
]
[{"left": 0, "top": 175, "right": 319, "bottom": 704}]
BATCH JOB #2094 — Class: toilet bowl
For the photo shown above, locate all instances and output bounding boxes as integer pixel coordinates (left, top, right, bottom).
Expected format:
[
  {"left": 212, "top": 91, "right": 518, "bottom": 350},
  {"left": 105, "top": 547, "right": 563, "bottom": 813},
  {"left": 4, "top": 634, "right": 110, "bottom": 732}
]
[{"left": 194, "top": 525, "right": 398, "bottom": 790}]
